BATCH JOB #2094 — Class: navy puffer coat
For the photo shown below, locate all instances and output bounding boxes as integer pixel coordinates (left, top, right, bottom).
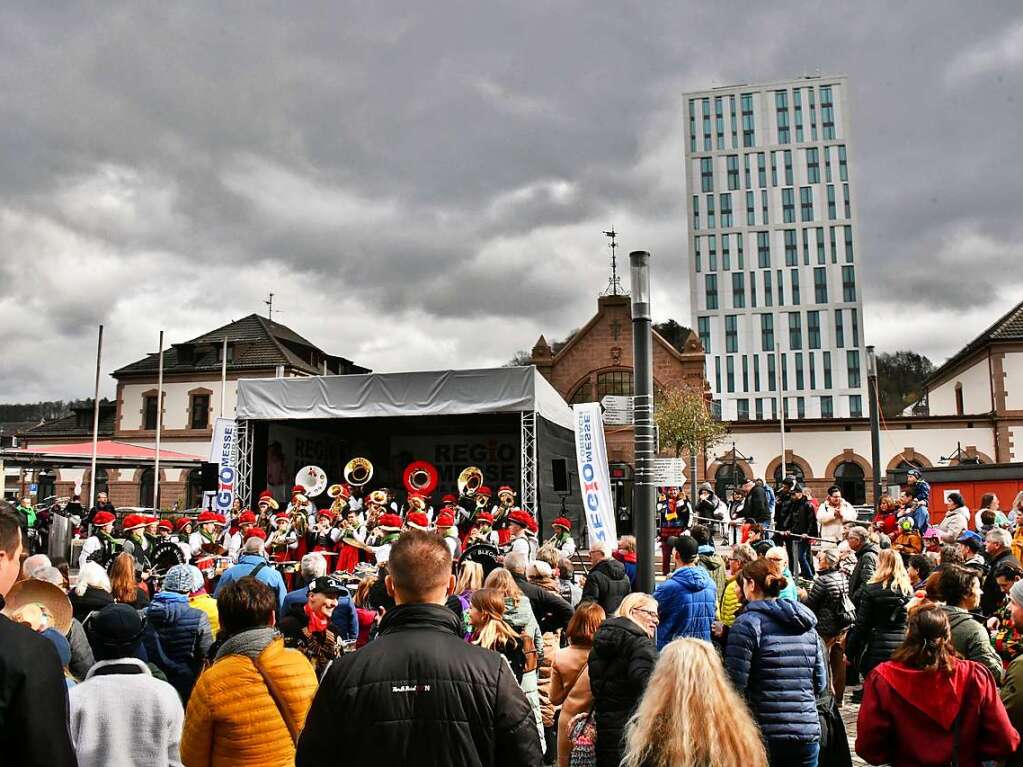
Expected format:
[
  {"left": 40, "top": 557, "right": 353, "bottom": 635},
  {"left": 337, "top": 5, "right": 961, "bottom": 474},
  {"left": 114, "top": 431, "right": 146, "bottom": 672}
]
[
  {"left": 725, "top": 598, "right": 827, "bottom": 744},
  {"left": 143, "top": 591, "right": 213, "bottom": 700}
]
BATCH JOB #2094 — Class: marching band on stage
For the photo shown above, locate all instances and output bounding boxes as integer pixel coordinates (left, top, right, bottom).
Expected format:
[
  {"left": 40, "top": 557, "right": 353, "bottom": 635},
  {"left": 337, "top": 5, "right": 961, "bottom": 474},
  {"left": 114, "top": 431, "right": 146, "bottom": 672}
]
[{"left": 74, "top": 457, "right": 578, "bottom": 593}]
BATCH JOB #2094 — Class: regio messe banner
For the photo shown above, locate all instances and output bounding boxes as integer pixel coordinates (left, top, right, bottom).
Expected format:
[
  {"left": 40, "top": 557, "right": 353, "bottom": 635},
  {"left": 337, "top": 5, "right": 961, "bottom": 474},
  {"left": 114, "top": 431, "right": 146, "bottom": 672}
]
[
  {"left": 209, "top": 417, "right": 237, "bottom": 514},
  {"left": 573, "top": 403, "right": 617, "bottom": 547}
]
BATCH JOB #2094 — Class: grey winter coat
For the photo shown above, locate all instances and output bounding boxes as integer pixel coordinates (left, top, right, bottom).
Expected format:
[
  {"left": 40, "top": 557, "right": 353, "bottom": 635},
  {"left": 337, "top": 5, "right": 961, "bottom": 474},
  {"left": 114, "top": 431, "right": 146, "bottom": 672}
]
[{"left": 943, "top": 604, "right": 1004, "bottom": 683}]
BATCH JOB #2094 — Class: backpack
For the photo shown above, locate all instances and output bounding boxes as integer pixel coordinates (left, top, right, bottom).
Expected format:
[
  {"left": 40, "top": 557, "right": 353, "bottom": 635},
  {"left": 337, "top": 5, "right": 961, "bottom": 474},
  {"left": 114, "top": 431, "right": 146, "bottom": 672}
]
[
  {"left": 568, "top": 711, "right": 597, "bottom": 767},
  {"left": 520, "top": 630, "right": 539, "bottom": 674}
]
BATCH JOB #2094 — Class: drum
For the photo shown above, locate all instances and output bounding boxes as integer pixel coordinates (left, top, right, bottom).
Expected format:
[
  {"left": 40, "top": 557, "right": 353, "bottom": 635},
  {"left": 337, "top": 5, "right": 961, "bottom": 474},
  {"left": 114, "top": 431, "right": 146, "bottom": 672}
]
[
  {"left": 149, "top": 540, "right": 186, "bottom": 580},
  {"left": 459, "top": 543, "right": 501, "bottom": 579}
]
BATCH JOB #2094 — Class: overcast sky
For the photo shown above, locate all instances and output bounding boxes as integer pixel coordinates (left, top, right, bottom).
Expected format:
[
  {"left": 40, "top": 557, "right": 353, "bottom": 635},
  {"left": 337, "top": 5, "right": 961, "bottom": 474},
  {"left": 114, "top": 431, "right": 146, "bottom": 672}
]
[{"left": 2, "top": 2, "right": 1021, "bottom": 401}]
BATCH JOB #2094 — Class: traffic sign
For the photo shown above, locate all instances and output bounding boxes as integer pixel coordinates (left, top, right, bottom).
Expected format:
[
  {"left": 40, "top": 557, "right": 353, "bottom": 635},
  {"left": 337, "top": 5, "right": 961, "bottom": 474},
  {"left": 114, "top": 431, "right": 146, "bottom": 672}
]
[
  {"left": 601, "top": 395, "right": 634, "bottom": 425},
  {"left": 649, "top": 458, "right": 687, "bottom": 486}
]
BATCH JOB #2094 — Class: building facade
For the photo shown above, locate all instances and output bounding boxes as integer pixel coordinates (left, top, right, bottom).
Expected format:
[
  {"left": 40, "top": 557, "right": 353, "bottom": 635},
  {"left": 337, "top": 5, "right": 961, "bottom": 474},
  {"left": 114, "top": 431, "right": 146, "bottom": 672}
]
[{"left": 683, "top": 75, "right": 867, "bottom": 421}]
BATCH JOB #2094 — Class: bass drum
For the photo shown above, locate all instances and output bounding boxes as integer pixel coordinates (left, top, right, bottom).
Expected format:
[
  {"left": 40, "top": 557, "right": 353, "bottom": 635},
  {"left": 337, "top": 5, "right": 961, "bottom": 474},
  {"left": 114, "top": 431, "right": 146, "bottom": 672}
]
[
  {"left": 459, "top": 543, "right": 501, "bottom": 579},
  {"left": 148, "top": 540, "right": 187, "bottom": 580}
]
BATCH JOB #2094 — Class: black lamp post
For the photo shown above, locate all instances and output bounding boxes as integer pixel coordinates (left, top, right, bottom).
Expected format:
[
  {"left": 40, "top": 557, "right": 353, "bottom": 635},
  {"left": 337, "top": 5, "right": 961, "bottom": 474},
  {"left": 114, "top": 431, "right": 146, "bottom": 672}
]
[{"left": 630, "top": 250, "right": 656, "bottom": 594}]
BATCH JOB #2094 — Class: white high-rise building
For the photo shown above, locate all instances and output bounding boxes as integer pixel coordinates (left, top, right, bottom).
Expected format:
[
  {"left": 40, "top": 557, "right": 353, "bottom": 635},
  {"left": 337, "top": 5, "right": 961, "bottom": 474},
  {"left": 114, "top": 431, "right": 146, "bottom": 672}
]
[{"left": 683, "top": 75, "right": 867, "bottom": 421}]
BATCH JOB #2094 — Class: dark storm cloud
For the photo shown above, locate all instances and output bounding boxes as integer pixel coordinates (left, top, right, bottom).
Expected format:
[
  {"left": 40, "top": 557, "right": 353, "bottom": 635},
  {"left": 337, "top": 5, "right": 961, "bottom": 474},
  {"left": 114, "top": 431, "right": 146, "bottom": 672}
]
[{"left": 1, "top": 1, "right": 1022, "bottom": 400}]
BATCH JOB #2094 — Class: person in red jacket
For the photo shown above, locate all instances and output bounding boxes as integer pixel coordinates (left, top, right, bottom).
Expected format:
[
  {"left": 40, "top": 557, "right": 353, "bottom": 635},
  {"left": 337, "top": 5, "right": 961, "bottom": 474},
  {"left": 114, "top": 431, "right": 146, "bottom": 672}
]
[{"left": 856, "top": 601, "right": 1020, "bottom": 767}]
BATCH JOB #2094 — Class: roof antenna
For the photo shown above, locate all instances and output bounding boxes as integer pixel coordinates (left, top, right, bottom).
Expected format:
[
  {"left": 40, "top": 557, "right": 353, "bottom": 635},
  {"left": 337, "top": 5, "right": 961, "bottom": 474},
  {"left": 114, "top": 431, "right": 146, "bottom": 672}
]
[
  {"left": 265, "top": 292, "right": 274, "bottom": 322},
  {"left": 601, "top": 227, "right": 627, "bottom": 296}
]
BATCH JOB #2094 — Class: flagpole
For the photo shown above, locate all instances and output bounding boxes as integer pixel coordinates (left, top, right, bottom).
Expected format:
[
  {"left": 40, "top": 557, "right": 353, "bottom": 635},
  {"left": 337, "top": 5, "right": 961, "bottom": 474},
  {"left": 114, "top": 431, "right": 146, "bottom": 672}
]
[
  {"left": 220, "top": 337, "right": 228, "bottom": 417},
  {"left": 88, "top": 325, "right": 104, "bottom": 509},
  {"left": 153, "top": 330, "right": 164, "bottom": 510}
]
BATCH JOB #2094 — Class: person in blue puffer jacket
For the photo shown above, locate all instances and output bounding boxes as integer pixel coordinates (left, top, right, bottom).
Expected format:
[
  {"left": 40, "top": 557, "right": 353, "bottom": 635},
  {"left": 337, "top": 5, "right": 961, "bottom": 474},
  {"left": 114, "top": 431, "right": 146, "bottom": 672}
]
[
  {"left": 142, "top": 564, "right": 213, "bottom": 702},
  {"left": 653, "top": 534, "right": 717, "bottom": 650},
  {"left": 725, "top": 557, "right": 827, "bottom": 767}
]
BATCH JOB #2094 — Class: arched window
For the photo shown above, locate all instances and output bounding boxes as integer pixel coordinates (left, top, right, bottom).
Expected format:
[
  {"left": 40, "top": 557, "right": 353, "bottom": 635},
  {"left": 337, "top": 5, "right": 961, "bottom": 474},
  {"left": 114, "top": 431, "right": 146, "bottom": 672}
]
[
  {"left": 186, "top": 468, "right": 204, "bottom": 508},
  {"left": 834, "top": 461, "right": 866, "bottom": 505},
  {"left": 715, "top": 462, "right": 746, "bottom": 500},
  {"left": 36, "top": 470, "right": 56, "bottom": 502},
  {"left": 895, "top": 459, "right": 922, "bottom": 472},
  {"left": 773, "top": 462, "right": 806, "bottom": 486},
  {"left": 93, "top": 467, "right": 109, "bottom": 496},
  {"left": 596, "top": 370, "right": 633, "bottom": 399},
  {"left": 569, "top": 381, "right": 595, "bottom": 404},
  {"left": 138, "top": 468, "right": 160, "bottom": 509}
]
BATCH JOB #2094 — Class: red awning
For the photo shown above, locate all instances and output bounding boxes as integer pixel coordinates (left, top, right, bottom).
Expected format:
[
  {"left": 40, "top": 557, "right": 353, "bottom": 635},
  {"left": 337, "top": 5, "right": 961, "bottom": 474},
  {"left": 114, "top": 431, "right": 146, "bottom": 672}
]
[{"left": 6, "top": 440, "right": 204, "bottom": 462}]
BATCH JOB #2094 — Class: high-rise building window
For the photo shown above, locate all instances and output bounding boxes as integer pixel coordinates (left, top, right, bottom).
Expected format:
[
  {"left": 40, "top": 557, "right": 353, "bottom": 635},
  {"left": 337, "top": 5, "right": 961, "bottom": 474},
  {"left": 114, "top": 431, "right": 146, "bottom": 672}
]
[
  {"left": 782, "top": 188, "right": 795, "bottom": 223},
  {"left": 809, "top": 351, "right": 817, "bottom": 388},
  {"left": 701, "top": 157, "right": 713, "bottom": 193},
  {"left": 838, "top": 145, "right": 848, "bottom": 181},
  {"left": 746, "top": 191, "right": 756, "bottom": 225},
  {"left": 800, "top": 186, "right": 814, "bottom": 222},
  {"left": 821, "top": 86, "right": 835, "bottom": 140},
  {"left": 749, "top": 271, "right": 757, "bottom": 307},
  {"left": 689, "top": 99, "right": 697, "bottom": 152},
  {"left": 763, "top": 271, "right": 773, "bottom": 306},
  {"left": 715, "top": 96, "right": 725, "bottom": 149},
  {"left": 781, "top": 353, "right": 789, "bottom": 390},
  {"left": 727, "top": 155, "right": 740, "bottom": 190},
  {"left": 753, "top": 355, "right": 761, "bottom": 391},
  {"left": 757, "top": 152, "right": 767, "bottom": 187},
  {"left": 761, "top": 313, "right": 774, "bottom": 351},
  {"left": 809, "top": 87, "right": 818, "bottom": 140},
  {"left": 823, "top": 351, "right": 833, "bottom": 388},
  {"left": 741, "top": 93, "right": 755, "bottom": 147},
  {"left": 757, "top": 231, "right": 770, "bottom": 268},
  {"left": 732, "top": 273, "right": 745, "bottom": 309},
  {"left": 737, "top": 233, "right": 744, "bottom": 269},
  {"left": 761, "top": 190, "right": 769, "bottom": 224},
  {"left": 835, "top": 310, "right": 845, "bottom": 347},
  {"left": 807, "top": 147, "right": 820, "bottom": 182},
  {"left": 816, "top": 227, "right": 825, "bottom": 264},
  {"left": 775, "top": 90, "right": 790, "bottom": 143},
  {"left": 847, "top": 350, "right": 861, "bottom": 388},
  {"left": 827, "top": 185, "right": 836, "bottom": 220},
  {"left": 790, "top": 269, "right": 801, "bottom": 305},
  {"left": 784, "top": 229, "right": 798, "bottom": 266},
  {"left": 726, "top": 356, "right": 735, "bottom": 393},
  {"left": 843, "top": 183, "right": 851, "bottom": 219},
  {"left": 737, "top": 398, "right": 750, "bottom": 421},
  {"left": 789, "top": 312, "right": 802, "bottom": 349},
  {"left": 784, "top": 150, "right": 794, "bottom": 185},
  {"left": 767, "top": 353, "right": 777, "bottom": 391},
  {"left": 821, "top": 395, "right": 833, "bottom": 418},
  {"left": 844, "top": 226, "right": 854, "bottom": 263},
  {"left": 692, "top": 195, "right": 700, "bottom": 231},
  {"left": 808, "top": 310, "right": 821, "bottom": 349},
  {"left": 814, "top": 267, "right": 828, "bottom": 304},
  {"left": 706, "top": 274, "right": 718, "bottom": 309},
  {"left": 715, "top": 356, "right": 721, "bottom": 392},
  {"left": 795, "top": 353, "right": 804, "bottom": 390},
  {"left": 802, "top": 228, "right": 811, "bottom": 266},
  {"left": 842, "top": 265, "right": 856, "bottom": 301},
  {"left": 849, "top": 394, "right": 863, "bottom": 418},
  {"left": 725, "top": 315, "right": 738, "bottom": 352},
  {"left": 702, "top": 97, "right": 712, "bottom": 150},
  {"left": 706, "top": 194, "right": 716, "bottom": 228},
  {"left": 794, "top": 89, "right": 804, "bottom": 142},
  {"left": 851, "top": 308, "right": 860, "bottom": 347},
  {"left": 730, "top": 95, "right": 738, "bottom": 148},
  {"left": 744, "top": 153, "right": 751, "bottom": 188},
  {"left": 694, "top": 236, "right": 701, "bottom": 273},
  {"left": 777, "top": 269, "right": 785, "bottom": 306},
  {"left": 708, "top": 235, "right": 717, "bottom": 271},
  {"left": 698, "top": 316, "right": 711, "bottom": 352},
  {"left": 755, "top": 398, "right": 764, "bottom": 419},
  {"left": 829, "top": 226, "right": 838, "bottom": 263},
  {"left": 824, "top": 146, "right": 832, "bottom": 182},
  {"left": 796, "top": 397, "right": 806, "bottom": 418},
  {"left": 720, "top": 193, "right": 733, "bottom": 227},
  {"left": 722, "top": 235, "right": 731, "bottom": 270}
]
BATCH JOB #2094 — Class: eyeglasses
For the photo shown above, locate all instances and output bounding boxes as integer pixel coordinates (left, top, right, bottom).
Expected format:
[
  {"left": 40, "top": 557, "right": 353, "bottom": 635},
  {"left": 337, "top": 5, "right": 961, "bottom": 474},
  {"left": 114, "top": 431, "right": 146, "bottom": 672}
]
[{"left": 632, "top": 607, "right": 660, "bottom": 622}]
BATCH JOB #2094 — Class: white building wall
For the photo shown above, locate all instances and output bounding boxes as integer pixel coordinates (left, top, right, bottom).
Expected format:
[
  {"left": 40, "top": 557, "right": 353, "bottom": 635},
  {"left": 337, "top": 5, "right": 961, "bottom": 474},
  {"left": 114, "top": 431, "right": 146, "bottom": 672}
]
[
  {"left": 120, "top": 380, "right": 239, "bottom": 431},
  {"left": 929, "top": 357, "right": 992, "bottom": 416},
  {"left": 1003, "top": 352, "right": 1023, "bottom": 410},
  {"left": 683, "top": 75, "right": 867, "bottom": 422}
]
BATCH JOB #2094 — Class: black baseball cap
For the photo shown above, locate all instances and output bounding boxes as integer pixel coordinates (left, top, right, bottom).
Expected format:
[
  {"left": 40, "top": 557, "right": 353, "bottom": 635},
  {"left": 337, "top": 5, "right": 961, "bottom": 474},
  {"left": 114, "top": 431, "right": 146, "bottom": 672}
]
[
  {"left": 670, "top": 534, "right": 700, "bottom": 563},
  {"left": 309, "top": 575, "right": 347, "bottom": 597}
]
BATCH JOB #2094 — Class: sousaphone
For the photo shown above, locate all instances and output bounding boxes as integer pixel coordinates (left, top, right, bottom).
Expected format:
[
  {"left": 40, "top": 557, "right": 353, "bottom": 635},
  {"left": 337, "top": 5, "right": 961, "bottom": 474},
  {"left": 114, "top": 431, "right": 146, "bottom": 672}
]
[
  {"left": 295, "top": 465, "right": 328, "bottom": 498},
  {"left": 403, "top": 460, "right": 439, "bottom": 497},
  {"left": 344, "top": 457, "right": 374, "bottom": 488},
  {"left": 458, "top": 466, "right": 483, "bottom": 497}
]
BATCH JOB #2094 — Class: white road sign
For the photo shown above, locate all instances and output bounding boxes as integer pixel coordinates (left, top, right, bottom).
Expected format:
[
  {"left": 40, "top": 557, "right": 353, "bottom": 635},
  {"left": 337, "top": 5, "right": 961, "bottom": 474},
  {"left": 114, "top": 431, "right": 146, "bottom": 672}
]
[
  {"left": 601, "top": 395, "right": 634, "bottom": 425},
  {"left": 650, "top": 457, "right": 687, "bottom": 486}
]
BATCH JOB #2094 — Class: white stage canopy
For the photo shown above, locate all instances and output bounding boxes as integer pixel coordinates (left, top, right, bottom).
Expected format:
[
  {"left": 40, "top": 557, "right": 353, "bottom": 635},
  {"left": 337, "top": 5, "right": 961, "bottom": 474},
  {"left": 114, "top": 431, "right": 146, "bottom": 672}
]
[{"left": 235, "top": 366, "right": 575, "bottom": 431}]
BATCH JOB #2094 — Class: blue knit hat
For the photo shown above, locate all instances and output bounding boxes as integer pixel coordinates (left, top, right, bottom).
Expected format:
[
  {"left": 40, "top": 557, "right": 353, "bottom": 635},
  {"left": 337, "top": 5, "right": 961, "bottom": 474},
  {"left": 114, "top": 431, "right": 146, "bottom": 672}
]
[{"left": 162, "top": 564, "right": 194, "bottom": 594}]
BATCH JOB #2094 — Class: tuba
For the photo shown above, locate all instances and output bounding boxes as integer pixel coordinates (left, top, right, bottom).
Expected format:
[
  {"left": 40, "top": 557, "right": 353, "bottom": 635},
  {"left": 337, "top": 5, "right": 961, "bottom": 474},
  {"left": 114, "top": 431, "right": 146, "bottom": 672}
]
[
  {"left": 327, "top": 484, "right": 350, "bottom": 515},
  {"left": 344, "top": 457, "right": 374, "bottom": 488},
  {"left": 458, "top": 466, "right": 484, "bottom": 497},
  {"left": 295, "top": 466, "right": 327, "bottom": 498},
  {"left": 403, "top": 461, "right": 439, "bottom": 497}
]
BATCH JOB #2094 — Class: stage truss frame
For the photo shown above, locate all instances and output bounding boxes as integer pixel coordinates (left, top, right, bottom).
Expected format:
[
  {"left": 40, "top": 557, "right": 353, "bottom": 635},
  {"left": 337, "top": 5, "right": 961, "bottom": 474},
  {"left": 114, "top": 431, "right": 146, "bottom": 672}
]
[{"left": 520, "top": 410, "right": 537, "bottom": 516}]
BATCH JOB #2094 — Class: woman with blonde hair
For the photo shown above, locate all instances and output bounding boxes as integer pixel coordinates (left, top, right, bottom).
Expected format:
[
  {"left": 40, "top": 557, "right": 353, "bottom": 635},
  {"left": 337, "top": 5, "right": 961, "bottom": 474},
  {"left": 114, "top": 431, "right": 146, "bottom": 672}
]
[
  {"left": 623, "top": 637, "right": 766, "bottom": 767},
  {"left": 847, "top": 547, "right": 912, "bottom": 680},
  {"left": 108, "top": 552, "right": 149, "bottom": 609},
  {"left": 587, "top": 592, "right": 659, "bottom": 767},
  {"left": 550, "top": 602, "right": 605, "bottom": 767},
  {"left": 468, "top": 588, "right": 529, "bottom": 681}
]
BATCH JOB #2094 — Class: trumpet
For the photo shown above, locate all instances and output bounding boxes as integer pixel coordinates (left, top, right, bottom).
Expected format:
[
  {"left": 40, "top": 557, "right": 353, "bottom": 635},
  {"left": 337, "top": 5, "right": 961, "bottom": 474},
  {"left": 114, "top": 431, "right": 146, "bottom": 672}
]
[
  {"left": 344, "top": 457, "right": 374, "bottom": 487},
  {"left": 458, "top": 466, "right": 484, "bottom": 496},
  {"left": 328, "top": 484, "right": 350, "bottom": 515},
  {"left": 476, "top": 494, "right": 491, "bottom": 510}
]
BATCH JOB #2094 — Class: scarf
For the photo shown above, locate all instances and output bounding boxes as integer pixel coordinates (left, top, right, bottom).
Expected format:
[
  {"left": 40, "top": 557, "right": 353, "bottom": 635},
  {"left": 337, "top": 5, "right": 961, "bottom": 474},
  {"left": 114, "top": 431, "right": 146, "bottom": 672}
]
[
  {"left": 304, "top": 601, "right": 329, "bottom": 634},
  {"left": 216, "top": 626, "right": 279, "bottom": 660}
]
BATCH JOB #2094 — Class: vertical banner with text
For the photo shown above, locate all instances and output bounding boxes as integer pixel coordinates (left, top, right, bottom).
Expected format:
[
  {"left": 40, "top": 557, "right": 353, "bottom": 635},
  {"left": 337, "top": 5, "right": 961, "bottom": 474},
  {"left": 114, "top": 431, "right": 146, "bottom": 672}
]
[
  {"left": 209, "top": 417, "right": 237, "bottom": 514},
  {"left": 573, "top": 403, "right": 617, "bottom": 548}
]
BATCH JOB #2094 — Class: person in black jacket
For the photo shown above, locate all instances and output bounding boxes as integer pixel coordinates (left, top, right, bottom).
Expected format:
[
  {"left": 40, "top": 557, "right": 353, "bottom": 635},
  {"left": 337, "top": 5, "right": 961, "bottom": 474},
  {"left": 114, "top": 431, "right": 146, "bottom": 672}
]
[
  {"left": 983, "top": 528, "right": 1022, "bottom": 616},
  {"left": 505, "top": 551, "right": 573, "bottom": 634},
  {"left": 801, "top": 547, "right": 853, "bottom": 702},
  {"left": 296, "top": 529, "right": 541, "bottom": 767},
  {"left": 786, "top": 485, "right": 817, "bottom": 579},
  {"left": 846, "top": 527, "right": 879, "bottom": 605},
  {"left": 0, "top": 504, "right": 78, "bottom": 766},
  {"left": 579, "top": 541, "right": 632, "bottom": 614},
  {"left": 741, "top": 479, "right": 770, "bottom": 525},
  {"left": 847, "top": 549, "right": 911, "bottom": 681},
  {"left": 588, "top": 592, "right": 658, "bottom": 767}
]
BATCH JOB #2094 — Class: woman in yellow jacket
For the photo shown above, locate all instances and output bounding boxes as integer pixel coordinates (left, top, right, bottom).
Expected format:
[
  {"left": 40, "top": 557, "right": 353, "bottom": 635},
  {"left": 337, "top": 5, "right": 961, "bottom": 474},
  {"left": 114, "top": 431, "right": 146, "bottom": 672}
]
[
  {"left": 181, "top": 578, "right": 318, "bottom": 767},
  {"left": 717, "top": 543, "right": 757, "bottom": 628}
]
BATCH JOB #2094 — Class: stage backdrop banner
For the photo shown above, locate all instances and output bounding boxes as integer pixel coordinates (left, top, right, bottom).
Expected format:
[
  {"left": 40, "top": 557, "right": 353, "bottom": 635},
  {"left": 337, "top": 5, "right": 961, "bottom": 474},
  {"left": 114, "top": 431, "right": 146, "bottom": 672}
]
[
  {"left": 209, "top": 417, "right": 237, "bottom": 514},
  {"left": 573, "top": 403, "right": 617, "bottom": 547}
]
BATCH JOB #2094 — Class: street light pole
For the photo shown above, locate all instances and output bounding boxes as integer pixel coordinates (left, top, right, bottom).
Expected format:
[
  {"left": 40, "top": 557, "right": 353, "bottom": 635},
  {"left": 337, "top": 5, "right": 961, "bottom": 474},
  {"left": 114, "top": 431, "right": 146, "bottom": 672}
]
[
  {"left": 630, "top": 250, "right": 656, "bottom": 594},
  {"left": 866, "top": 345, "right": 882, "bottom": 506}
]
